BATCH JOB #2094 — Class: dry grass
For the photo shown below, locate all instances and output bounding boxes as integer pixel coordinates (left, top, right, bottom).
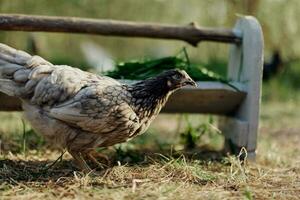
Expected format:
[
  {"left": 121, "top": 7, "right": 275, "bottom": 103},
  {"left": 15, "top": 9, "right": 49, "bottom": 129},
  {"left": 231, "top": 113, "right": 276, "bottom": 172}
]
[{"left": 0, "top": 101, "right": 299, "bottom": 200}]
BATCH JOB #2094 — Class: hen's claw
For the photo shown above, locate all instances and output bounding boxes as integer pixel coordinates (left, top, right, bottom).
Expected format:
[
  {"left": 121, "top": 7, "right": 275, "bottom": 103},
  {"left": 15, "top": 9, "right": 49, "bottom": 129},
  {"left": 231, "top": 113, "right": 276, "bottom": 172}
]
[
  {"left": 69, "top": 150, "right": 93, "bottom": 173},
  {"left": 86, "top": 150, "right": 110, "bottom": 169}
]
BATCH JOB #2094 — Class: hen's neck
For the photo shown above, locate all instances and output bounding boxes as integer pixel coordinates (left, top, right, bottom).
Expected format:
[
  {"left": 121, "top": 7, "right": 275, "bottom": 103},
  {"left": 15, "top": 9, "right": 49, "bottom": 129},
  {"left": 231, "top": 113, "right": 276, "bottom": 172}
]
[{"left": 127, "top": 77, "right": 172, "bottom": 119}]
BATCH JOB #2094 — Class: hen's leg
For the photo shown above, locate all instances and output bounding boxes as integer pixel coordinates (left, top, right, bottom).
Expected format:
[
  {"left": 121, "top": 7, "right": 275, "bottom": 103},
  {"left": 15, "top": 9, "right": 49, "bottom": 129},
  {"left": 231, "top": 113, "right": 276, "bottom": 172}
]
[
  {"left": 68, "top": 149, "right": 92, "bottom": 173},
  {"left": 86, "top": 149, "right": 110, "bottom": 169}
]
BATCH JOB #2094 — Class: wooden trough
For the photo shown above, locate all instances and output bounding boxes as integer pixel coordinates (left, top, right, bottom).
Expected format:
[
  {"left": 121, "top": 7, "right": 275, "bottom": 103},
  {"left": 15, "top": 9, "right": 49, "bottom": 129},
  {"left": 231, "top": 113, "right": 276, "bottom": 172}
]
[{"left": 0, "top": 14, "right": 263, "bottom": 159}]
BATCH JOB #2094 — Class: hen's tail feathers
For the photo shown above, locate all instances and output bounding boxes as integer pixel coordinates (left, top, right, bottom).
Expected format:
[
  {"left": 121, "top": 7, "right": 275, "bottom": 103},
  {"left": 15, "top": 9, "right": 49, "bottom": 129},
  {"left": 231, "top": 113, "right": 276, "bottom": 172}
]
[
  {"left": 0, "top": 43, "right": 32, "bottom": 66},
  {"left": 0, "top": 43, "right": 52, "bottom": 97}
]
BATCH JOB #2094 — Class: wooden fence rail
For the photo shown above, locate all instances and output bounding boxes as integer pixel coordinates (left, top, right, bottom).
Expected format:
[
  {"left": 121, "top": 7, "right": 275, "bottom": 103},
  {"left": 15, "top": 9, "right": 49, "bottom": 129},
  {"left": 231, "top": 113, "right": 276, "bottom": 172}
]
[{"left": 0, "top": 14, "right": 241, "bottom": 46}]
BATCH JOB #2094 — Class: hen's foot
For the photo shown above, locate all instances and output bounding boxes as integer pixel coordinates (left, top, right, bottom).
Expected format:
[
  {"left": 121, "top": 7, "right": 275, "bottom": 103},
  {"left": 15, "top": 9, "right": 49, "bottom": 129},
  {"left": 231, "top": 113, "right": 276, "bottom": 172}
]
[
  {"left": 69, "top": 150, "right": 93, "bottom": 174},
  {"left": 86, "top": 150, "right": 111, "bottom": 169},
  {"left": 68, "top": 149, "right": 110, "bottom": 173}
]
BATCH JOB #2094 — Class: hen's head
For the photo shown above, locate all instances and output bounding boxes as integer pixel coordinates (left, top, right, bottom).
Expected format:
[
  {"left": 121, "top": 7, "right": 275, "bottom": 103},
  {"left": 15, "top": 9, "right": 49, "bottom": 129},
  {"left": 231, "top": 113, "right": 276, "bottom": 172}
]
[
  {"left": 130, "top": 69, "right": 197, "bottom": 99},
  {"left": 156, "top": 69, "right": 197, "bottom": 90}
]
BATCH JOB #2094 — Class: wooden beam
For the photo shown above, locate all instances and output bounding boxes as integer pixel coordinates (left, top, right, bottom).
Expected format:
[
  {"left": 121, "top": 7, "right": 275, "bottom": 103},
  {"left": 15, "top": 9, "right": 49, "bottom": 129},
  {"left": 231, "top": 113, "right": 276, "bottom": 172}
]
[
  {"left": 0, "top": 81, "right": 246, "bottom": 114},
  {"left": 163, "top": 82, "right": 246, "bottom": 114},
  {"left": 0, "top": 92, "right": 22, "bottom": 111},
  {"left": 0, "top": 14, "right": 241, "bottom": 46}
]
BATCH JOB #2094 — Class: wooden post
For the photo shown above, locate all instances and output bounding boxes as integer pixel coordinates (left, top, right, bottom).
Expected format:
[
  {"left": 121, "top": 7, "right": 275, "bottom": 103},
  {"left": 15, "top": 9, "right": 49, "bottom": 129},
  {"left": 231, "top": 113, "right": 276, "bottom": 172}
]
[{"left": 219, "top": 16, "right": 264, "bottom": 159}]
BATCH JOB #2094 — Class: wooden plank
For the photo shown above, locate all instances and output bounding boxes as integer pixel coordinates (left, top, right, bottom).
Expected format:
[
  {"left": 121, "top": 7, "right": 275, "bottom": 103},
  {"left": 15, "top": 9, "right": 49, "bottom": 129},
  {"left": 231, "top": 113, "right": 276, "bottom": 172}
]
[
  {"left": 0, "top": 92, "right": 22, "bottom": 111},
  {"left": 0, "top": 81, "right": 246, "bottom": 114},
  {"left": 162, "top": 81, "right": 246, "bottom": 114}
]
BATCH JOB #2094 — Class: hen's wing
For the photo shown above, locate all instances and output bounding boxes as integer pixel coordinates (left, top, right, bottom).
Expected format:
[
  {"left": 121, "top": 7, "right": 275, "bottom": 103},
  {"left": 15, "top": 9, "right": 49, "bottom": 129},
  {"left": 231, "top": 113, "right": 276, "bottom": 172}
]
[
  {"left": 48, "top": 84, "right": 140, "bottom": 135},
  {"left": 29, "top": 65, "right": 120, "bottom": 106},
  {"left": 0, "top": 43, "right": 140, "bottom": 136}
]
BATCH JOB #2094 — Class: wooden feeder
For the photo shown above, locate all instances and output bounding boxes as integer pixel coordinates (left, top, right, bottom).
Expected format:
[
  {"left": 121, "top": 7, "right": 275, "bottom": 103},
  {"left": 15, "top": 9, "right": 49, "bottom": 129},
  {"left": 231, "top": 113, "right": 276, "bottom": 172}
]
[{"left": 0, "top": 14, "right": 263, "bottom": 159}]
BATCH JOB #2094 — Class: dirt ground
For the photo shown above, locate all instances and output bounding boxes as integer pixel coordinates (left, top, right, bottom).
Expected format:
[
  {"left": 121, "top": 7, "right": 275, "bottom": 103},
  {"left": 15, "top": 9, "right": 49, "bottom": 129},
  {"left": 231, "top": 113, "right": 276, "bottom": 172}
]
[{"left": 0, "top": 101, "right": 299, "bottom": 200}]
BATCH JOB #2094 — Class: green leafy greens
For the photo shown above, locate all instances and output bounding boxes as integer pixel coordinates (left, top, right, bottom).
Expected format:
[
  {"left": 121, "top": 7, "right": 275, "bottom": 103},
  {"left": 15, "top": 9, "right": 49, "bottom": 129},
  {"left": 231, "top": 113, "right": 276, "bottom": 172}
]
[{"left": 105, "top": 48, "right": 237, "bottom": 90}]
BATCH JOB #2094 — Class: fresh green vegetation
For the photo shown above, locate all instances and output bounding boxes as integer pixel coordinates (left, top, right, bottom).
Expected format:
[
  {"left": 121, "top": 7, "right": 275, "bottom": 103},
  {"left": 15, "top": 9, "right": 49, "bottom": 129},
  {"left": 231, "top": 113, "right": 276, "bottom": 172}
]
[
  {"left": 106, "top": 50, "right": 242, "bottom": 90},
  {"left": 179, "top": 115, "right": 223, "bottom": 150},
  {"left": 106, "top": 49, "right": 226, "bottom": 82}
]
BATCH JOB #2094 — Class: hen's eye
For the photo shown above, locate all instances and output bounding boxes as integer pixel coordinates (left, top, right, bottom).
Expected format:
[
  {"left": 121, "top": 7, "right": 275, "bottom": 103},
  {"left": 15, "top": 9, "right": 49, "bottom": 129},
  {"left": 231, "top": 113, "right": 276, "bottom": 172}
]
[{"left": 172, "top": 74, "right": 181, "bottom": 80}]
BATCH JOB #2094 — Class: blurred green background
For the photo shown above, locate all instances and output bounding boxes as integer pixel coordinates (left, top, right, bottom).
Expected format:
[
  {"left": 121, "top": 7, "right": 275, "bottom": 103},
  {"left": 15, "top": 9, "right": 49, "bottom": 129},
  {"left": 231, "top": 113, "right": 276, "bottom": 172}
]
[
  {"left": 1, "top": 0, "right": 299, "bottom": 57},
  {"left": 1, "top": 0, "right": 300, "bottom": 56}
]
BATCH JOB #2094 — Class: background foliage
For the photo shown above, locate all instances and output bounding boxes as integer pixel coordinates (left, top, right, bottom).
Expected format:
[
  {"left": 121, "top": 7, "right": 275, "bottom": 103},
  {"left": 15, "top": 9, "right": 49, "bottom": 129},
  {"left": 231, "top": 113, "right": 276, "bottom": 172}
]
[{"left": 0, "top": 0, "right": 299, "bottom": 60}]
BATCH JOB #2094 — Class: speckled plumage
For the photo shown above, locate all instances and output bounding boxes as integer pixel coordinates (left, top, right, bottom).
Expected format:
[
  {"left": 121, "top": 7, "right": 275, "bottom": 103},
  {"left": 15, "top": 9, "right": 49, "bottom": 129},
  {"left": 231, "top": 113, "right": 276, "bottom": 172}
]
[{"left": 0, "top": 43, "right": 196, "bottom": 171}]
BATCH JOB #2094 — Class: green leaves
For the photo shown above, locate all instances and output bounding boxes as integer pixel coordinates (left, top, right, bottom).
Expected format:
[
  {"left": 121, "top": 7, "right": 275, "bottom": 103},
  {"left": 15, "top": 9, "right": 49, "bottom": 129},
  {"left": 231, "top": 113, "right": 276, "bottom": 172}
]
[
  {"left": 105, "top": 48, "right": 228, "bottom": 83},
  {"left": 179, "top": 115, "right": 222, "bottom": 150}
]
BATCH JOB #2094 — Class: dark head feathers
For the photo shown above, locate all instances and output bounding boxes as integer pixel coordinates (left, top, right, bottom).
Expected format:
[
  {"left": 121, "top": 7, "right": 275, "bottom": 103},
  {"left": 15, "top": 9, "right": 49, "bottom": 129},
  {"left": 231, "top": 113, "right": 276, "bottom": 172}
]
[{"left": 130, "top": 69, "right": 196, "bottom": 98}]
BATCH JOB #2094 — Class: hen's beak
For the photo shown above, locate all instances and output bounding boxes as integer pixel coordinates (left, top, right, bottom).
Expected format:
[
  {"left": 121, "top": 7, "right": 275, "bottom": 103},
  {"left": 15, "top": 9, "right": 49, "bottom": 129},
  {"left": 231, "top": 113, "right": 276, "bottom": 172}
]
[
  {"left": 184, "top": 78, "right": 197, "bottom": 87},
  {"left": 179, "top": 70, "right": 197, "bottom": 87}
]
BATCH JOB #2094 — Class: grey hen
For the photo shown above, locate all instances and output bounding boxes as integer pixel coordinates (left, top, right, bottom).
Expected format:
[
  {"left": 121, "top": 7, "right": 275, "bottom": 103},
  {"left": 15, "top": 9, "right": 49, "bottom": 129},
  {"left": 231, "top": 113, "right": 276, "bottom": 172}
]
[{"left": 0, "top": 43, "right": 196, "bottom": 171}]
